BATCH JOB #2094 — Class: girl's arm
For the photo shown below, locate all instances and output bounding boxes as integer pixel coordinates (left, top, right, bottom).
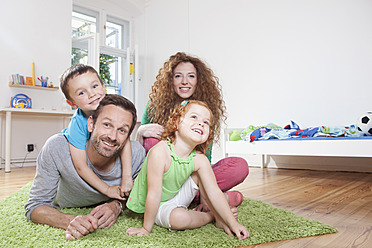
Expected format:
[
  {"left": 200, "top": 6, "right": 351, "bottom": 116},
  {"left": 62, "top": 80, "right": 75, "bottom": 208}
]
[
  {"left": 119, "top": 139, "right": 133, "bottom": 197},
  {"left": 194, "top": 155, "right": 249, "bottom": 240},
  {"left": 126, "top": 145, "right": 166, "bottom": 236},
  {"left": 69, "top": 143, "right": 124, "bottom": 200}
]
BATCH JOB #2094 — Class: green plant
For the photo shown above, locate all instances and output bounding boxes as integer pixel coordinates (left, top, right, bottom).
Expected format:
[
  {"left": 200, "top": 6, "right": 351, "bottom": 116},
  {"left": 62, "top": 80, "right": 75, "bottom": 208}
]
[
  {"left": 99, "top": 54, "right": 117, "bottom": 86},
  {"left": 71, "top": 49, "right": 117, "bottom": 87}
]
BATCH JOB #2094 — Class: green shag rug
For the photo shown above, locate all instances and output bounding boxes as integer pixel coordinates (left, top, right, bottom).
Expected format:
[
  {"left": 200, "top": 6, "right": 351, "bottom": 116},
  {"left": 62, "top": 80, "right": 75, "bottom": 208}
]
[{"left": 0, "top": 182, "right": 337, "bottom": 248}]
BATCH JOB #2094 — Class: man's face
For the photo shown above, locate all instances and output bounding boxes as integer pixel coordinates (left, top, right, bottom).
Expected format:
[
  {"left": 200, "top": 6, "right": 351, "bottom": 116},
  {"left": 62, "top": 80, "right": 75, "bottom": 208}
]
[{"left": 88, "top": 104, "right": 133, "bottom": 158}]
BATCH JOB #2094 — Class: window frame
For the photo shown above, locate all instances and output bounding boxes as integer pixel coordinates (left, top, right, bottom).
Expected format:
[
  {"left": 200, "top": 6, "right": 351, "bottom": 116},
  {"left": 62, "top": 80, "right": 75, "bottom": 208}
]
[{"left": 71, "top": 5, "right": 133, "bottom": 98}]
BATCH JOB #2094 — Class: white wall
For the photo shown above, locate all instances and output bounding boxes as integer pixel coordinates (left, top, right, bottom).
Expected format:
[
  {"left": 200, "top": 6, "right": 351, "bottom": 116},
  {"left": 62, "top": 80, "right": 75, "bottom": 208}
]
[
  {"left": 141, "top": 0, "right": 372, "bottom": 170},
  {"left": 0, "top": 0, "right": 148, "bottom": 168},
  {"left": 1, "top": 0, "right": 371, "bottom": 171},
  {"left": 0, "top": 0, "right": 72, "bottom": 166},
  {"left": 0, "top": 0, "right": 71, "bottom": 110}
]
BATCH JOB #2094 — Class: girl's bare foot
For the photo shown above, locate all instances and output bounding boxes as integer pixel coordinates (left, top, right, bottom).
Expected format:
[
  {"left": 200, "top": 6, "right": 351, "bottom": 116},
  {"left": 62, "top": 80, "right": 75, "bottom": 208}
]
[{"left": 215, "top": 208, "right": 238, "bottom": 229}]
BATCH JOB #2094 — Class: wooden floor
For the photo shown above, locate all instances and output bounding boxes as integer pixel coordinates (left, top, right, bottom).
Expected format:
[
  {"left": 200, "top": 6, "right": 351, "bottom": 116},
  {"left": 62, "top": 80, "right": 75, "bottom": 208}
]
[
  {"left": 232, "top": 167, "right": 372, "bottom": 248},
  {"left": 1, "top": 166, "right": 372, "bottom": 247},
  {"left": 0, "top": 166, "right": 36, "bottom": 201}
]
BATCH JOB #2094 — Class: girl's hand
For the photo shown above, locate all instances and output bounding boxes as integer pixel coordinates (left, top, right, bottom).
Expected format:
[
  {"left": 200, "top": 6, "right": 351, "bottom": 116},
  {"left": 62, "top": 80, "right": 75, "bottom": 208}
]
[
  {"left": 231, "top": 223, "right": 250, "bottom": 240},
  {"left": 126, "top": 227, "right": 151, "bottom": 236},
  {"left": 193, "top": 195, "right": 211, "bottom": 212},
  {"left": 105, "top": 185, "right": 125, "bottom": 200},
  {"left": 193, "top": 203, "right": 210, "bottom": 212}
]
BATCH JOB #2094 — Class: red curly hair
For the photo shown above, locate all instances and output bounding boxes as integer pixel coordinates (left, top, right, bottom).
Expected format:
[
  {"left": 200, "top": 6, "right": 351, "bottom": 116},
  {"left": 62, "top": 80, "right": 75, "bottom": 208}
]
[
  {"left": 147, "top": 52, "right": 226, "bottom": 141},
  {"left": 161, "top": 100, "right": 215, "bottom": 154}
]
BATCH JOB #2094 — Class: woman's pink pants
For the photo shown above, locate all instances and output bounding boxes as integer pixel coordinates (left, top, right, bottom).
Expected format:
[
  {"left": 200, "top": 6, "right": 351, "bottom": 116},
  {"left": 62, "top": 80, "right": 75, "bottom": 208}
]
[{"left": 143, "top": 137, "right": 249, "bottom": 201}]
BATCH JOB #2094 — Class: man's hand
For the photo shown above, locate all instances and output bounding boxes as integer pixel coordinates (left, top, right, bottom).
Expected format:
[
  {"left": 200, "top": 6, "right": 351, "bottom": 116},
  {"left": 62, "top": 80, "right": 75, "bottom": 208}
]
[
  {"left": 126, "top": 227, "right": 151, "bottom": 236},
  {"left": 65, "top": 215, "right": 98, "bottom": 241},
  {"left": 89, "top": 201, "right": 121, "bottom": 229}
]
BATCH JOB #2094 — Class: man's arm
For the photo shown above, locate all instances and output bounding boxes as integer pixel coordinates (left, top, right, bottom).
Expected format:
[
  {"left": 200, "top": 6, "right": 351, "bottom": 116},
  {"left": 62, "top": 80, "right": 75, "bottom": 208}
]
[
  {"left": 31, "top": 200, "right": 121, "bottom": 240},
  {"left": 30, "top": 205, "right": 75, "bottom": 229},
  {"left": 24, "top": 135, "right": 61, "bottom": 221},
  {"left": 31, "top": 205, "right": 99, "bottom": 240}
]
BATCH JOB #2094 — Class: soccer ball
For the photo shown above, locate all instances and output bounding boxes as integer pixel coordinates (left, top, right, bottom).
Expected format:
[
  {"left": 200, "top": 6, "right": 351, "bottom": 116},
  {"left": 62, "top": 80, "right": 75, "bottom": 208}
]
[{"left": 357, "top": 112, "right": 372, "bottom": 135}]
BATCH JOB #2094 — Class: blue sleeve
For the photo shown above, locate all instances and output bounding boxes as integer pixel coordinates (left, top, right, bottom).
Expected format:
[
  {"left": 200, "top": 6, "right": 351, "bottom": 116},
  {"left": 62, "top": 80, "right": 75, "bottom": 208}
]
[{"left": 61, "top": 108, "right": 90, "bottom": 150}]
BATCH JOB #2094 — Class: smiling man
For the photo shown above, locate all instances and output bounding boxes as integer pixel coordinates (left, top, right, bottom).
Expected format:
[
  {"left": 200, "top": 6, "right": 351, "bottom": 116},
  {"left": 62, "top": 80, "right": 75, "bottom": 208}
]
[{"left": 24, "top": 94, "right": 145, "bottom": 240}]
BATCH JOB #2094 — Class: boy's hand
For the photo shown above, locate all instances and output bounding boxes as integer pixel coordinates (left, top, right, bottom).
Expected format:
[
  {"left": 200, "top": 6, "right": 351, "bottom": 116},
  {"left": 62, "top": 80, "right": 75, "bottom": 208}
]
[
  {"left": 121, "top": 178, "right": 134, "bottom": 197},
  {"left": 105, "top": 185, "right": 125, "bottom": 200},
  {"left": 126, "top": 227, "right": 151, "bottom": 236}
]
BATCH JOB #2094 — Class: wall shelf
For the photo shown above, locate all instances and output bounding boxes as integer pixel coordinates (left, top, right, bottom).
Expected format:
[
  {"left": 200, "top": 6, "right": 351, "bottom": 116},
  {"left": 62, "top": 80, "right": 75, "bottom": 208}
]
[{"left": 9, "top": 83, "right": 59, "bottom": 91}]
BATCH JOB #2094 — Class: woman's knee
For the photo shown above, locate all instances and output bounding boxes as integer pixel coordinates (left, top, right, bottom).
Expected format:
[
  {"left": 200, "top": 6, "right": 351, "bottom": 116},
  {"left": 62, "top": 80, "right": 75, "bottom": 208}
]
[
  {"left": 234, "top": 157, "right": 249, "bottom": 178},
  {"left": 213, "top": 157, "right": 249, "bottom": 176},
  {"left": 143, "top": 137, "right": 160, "bottom": 154},
  {"left": 212, "top": 157, "right": 249, "bottom": 191}
]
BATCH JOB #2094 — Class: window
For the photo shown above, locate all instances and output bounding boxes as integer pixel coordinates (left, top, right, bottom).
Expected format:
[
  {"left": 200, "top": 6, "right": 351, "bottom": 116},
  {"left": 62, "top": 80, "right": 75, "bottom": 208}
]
[
  {"left": 71, "top": 6, "right": 132, "bottom": 97},
  {"left": 72, "top": 10, "right": 96, "bottom": 38}
]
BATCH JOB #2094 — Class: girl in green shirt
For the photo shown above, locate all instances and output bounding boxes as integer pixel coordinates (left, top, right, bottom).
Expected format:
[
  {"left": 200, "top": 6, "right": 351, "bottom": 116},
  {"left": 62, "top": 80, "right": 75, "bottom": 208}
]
[{"left": 127, "top": 100, "right": 249, "bottom": 240}]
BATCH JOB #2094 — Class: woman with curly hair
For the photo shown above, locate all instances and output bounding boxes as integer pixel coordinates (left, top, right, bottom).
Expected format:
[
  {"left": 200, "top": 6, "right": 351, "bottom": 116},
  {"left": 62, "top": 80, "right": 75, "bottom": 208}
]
[{"left": 136, "top": 52, "right": 249, "bottom": 210}]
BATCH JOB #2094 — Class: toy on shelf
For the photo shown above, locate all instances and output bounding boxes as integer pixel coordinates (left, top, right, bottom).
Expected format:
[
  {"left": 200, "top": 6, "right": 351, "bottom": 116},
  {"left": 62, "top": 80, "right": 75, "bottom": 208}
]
[
  {"left": 38, "top": 76, "right": 49, "bottom": 87},
  {"left": 10, "top": 93, "right": 32, "bottom": 109}
]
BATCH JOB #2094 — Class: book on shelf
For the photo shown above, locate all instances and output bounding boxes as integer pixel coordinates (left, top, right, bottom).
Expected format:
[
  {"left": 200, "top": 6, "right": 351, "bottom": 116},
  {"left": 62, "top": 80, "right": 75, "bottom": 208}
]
[
  {"left": 10, "top": 74, "right": 30, "bottom": 85},
  {"left": 26, "top": 77, "right": 33, "bottom": 86}
]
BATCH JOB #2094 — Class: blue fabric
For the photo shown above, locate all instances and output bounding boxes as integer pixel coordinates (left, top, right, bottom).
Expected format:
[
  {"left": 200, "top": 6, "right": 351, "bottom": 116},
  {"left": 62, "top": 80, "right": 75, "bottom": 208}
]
[
  {"left": 243, "top": 121, "right": 367, "bottom": 142},
  {"left": 290, "top": 127, "right": 320, "bottom": 137},
  {"left": 61, "top": 108, "right": 90, "bottom": 150},
  {"left": 257, "top": 136, "right": 372, "bottom": 141}
]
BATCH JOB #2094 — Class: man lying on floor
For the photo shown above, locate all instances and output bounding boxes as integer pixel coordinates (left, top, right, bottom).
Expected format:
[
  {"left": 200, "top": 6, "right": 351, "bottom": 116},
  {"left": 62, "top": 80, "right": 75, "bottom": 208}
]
[{"left": 24, "top": 94, "right": 145, "bottom": 240}]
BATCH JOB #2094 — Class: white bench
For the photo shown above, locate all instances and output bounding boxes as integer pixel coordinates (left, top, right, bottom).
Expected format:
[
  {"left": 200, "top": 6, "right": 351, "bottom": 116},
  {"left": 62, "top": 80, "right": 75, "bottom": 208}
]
[{"left": 222, "top": 128, "right": 372, "bottom": 168}]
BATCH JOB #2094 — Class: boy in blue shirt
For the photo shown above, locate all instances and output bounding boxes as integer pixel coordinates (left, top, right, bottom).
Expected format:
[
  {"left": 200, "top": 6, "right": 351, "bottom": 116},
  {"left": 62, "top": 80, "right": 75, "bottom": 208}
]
[{"left": 60, "top": 64, "right": 133, "bottom": 200}]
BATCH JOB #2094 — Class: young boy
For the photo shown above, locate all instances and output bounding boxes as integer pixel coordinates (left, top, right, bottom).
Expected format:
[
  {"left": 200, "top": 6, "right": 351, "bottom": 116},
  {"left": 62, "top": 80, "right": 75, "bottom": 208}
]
[{"left": 60, "top": 64, "right": 133, "bottom": 200}]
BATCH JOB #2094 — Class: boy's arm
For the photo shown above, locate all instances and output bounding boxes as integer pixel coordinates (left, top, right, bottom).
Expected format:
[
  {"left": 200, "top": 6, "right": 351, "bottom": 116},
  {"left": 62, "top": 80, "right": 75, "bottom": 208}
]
[
  {"left": 120, "top": 139, "right": 133, "bottom": 197},
  {"left": 195, "top": 155, "right": 249, "bottom": 240},
  {"left": 126, "top": 146, "right": 165, "bottom": 236},
  {"left": 69, "top": 143, "right": 124, "bottom": 200}
]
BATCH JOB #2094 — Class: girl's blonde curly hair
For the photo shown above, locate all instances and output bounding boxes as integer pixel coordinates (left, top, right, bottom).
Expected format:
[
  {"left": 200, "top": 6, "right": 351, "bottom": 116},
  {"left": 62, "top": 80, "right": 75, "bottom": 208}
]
[
  {"left": 161, "top": 100, "right": 215, "bottom": 154},
  {"left": 147, "top": 52, "right": 226, "bottom": 141}
]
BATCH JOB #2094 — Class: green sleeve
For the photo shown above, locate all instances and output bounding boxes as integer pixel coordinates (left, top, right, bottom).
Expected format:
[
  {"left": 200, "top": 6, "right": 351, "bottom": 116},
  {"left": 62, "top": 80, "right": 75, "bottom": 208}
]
[
  {"left": 141, "top": 103, "right": 152, "bottom": 125},
  {"left": 206, "top": 142, "right": 212, "bottom": 163}
]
